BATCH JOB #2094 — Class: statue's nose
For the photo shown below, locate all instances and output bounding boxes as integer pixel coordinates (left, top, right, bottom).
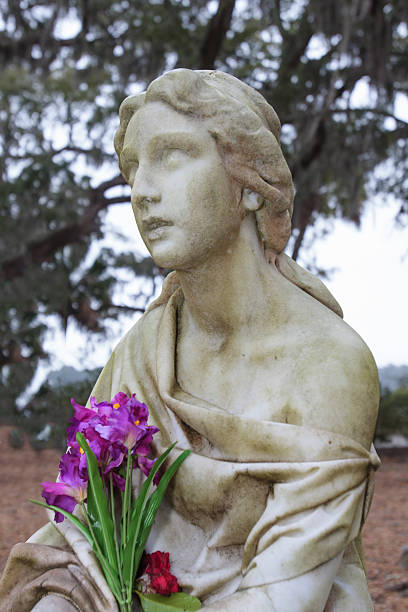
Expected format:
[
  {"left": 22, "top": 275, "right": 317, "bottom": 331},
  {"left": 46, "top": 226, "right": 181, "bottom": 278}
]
[{"left": 131, "top": 166, "right": 161, "bottom": 209}]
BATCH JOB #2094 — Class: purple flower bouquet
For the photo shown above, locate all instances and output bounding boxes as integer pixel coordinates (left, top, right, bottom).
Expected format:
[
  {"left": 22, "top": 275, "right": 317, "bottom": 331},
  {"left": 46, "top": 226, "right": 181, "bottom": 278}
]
[{"left": 31, "top": 392, "right": 201, "bottom": 612}]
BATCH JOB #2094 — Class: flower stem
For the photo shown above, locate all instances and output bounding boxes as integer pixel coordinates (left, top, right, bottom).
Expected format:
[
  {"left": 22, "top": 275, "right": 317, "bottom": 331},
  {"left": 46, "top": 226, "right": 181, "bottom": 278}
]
[
  {"left": 126, "top": 454, "right": 133, "bottom": 538},
  {"left": 110, "top": 473, "right": 126, "bottom": 599},
  {"left": 121, "top": 453, "right": 133, "bottom": 550},
  {"left": 80, "top": 502, "right": 124, "bottom": 605}
]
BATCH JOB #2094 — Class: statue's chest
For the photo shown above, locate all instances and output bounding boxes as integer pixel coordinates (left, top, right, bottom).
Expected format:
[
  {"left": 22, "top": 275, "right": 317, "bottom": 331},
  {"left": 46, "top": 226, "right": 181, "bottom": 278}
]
[
  {"left": 165, "top": 451, "right": 270, "bottom": 541},
  {"left": 176, "top": 339, "right": 303, "bottom": 424}
]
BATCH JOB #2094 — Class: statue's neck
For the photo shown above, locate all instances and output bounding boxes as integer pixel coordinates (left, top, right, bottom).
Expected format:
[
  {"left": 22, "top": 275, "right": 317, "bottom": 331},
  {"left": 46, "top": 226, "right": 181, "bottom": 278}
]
[{"left": 176, "top": 215, "right": 290, "bottom": 339}]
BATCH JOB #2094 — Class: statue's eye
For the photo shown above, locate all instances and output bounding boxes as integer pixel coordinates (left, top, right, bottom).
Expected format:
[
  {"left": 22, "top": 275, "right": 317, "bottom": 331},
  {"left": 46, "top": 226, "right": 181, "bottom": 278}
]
[{"left": 160, "top": 148, "right": 189, "bottom": 168}]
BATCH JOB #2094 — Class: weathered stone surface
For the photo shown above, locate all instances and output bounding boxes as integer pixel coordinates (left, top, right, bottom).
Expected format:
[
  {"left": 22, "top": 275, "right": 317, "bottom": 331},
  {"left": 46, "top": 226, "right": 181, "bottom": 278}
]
[{"left": 0, "top": 69, "right": 380, "bottom": 611}]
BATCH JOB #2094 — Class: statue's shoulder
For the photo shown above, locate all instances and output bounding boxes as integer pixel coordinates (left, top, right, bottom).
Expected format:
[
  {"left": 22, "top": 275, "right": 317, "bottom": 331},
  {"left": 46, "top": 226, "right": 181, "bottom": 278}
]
[
  {"left": 114, "top": 302, "right": 165, "bottom": 356},
  {"left": 312, "top": 308, "right": 378, "bottom": 387},
  {"left": 289, "top": 302, "right": 379, "bottom": 448},
  {"left": 114, "top": 273, "right": 181, "bottom": 358},
  {"left": 91, "top": 304, "right": 166, "bottom": 402}
]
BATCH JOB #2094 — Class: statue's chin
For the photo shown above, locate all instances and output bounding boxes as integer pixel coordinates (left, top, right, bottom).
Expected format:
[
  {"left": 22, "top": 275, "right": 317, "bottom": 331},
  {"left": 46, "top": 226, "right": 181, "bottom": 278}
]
[
  {"left": 145, "top": 240, "right": 181, "bottom": 270},
  {"left": 145, "top": 235, "right": 211, "bottom": 272}
]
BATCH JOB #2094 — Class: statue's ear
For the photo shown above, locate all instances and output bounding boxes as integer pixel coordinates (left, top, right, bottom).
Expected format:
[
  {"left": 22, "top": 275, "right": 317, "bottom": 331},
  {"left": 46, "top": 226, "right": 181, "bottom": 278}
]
[{"left": 241, "top": 188, "right": 263, "bottom": 212}]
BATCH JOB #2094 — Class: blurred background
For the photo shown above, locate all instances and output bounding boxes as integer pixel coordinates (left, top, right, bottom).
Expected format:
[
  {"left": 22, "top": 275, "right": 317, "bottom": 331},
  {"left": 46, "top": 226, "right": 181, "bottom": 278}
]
[
  {"left": 1, "top": 0, "right": 407, "bottom": 448},
  {"left": 1, "top": 1, "right": 408, "bottom": 607}
]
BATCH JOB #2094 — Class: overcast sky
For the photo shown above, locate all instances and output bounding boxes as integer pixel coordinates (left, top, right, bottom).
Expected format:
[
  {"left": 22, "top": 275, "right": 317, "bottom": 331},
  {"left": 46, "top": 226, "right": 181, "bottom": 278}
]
[{"left": 304, "top": 203, "right": 407, "bottom": 368}]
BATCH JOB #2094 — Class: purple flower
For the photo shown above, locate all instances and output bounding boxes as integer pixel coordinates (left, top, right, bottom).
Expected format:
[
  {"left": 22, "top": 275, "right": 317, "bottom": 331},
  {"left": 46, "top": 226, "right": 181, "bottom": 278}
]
[
  {"left": 87, "top": 434, "right": 126, "bottom": 487},
  {"left": 138, "top": 455, "right": 160, "bottom": 483},
  {"left": 65, "top": 392, "right": 159, "bottom": 490},
  {"left": 41, "top": 453, "right": 88, "bottom": 523},
  {"left": 67, "top": 397, "right": 123, "bottom": 471},
  {"left": 67, "top": 397, "right": 112, "bottom": 449},
  {"left": 94, "top": 394, "right": 159, "bottom": 458}
]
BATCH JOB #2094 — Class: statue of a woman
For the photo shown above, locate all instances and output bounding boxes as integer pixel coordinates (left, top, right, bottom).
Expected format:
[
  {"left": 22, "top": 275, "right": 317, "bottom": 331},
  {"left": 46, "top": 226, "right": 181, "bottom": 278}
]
[{"left": 0, "top": 69, "right": 380, "bottom": 611}]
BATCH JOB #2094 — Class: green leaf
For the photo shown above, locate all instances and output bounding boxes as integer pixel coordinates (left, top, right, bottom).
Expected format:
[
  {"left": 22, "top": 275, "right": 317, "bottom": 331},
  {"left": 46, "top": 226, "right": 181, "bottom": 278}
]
[
  {"left": 86, "top": 480, "right": 105, "bottom": 555},
  {"left": 30, "top": 499, "right": 93, "bottom": 547},
  {"left": 76, "top": 432, "right": 118, "bottom": 572},
  {"left": 92, "top": 548, "right": 124, "bottom": 605},
  {"left": 123, "top": 443, "right": 178, "bottom": 586},
  {"left": 123, "top": 445, "right": 182, "bottom": 607},
  {"left": 132, "top": 450, "right": 190, "bottom": 575},
  {"left": 138, "top": 592, "right": 201, "bottom": 611}
]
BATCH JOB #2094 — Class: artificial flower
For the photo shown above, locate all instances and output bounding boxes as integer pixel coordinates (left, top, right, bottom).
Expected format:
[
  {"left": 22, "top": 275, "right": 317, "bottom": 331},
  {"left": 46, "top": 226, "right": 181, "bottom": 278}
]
[
  {"left": 94, "top": 394, "right": 159, "bottom": 456},
  {"left": 33, "top": 391, "right": 193, "bottom": 612},
  {"left": 138, "top": 551, "right": 179, "bottom": 596},
  {"left": 68, "top": 396, "right": 127, "bottom": 482},
  {"left": 41, "top": 452, "right": 88, "bottom": 523}
]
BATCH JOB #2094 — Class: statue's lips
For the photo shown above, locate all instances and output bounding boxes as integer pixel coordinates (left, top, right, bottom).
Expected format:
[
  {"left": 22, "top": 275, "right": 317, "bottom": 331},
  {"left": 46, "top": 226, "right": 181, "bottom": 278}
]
[{"left": 142, "top": 217, "right": 173, "bottom": 238}]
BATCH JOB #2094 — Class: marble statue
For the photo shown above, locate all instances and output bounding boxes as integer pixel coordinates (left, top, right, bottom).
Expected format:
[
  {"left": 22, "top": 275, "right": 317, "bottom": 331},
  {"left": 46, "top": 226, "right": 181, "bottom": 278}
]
[{"left": 0, "top": 69, "right": 380, "bottom": 611}]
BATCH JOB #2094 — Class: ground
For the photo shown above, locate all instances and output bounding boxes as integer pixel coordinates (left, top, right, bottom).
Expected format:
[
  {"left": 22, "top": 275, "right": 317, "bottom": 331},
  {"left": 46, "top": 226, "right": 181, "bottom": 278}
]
[{"left": 0, "top": 426, "right": 407, "bottom": 610}]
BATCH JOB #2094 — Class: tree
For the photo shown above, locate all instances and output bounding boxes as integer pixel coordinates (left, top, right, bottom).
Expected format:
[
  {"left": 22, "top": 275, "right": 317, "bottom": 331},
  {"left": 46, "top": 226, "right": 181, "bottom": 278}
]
[
  {"left": 3, "top": 367, "right": 101, "bottom": 450},
  {"left": 375, "top": 387, "right": 408, "bottom": 440},
  {"left": 1, "top": 0, "right": 407, "bottom": 414}
]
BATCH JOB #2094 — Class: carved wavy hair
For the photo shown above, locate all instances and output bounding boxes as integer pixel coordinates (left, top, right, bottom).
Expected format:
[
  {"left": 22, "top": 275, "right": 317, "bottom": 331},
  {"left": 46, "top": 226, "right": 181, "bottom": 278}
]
[{"left": 114, "top": 69, "right": 342, "bottom": 317}]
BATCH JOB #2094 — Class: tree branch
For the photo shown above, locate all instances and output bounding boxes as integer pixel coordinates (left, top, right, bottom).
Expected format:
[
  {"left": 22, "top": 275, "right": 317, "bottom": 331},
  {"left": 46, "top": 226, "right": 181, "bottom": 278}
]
[
  {"left": 291, "top": 194, "right": 324, "bottom": 261},
  {"left": 1, "top": 174, "right": 126, "bottom": 281},
  {"left": 0, "top": 28, "right": 108, "bottom": 69},
  {"left": 7, "top": 145, "right": 97, "bottom": 161},
  {"left": 281, "top": 9, "right": 313, "bottom": 72},
  {"left": 272, "top": 0, "right": 287, "bottom": 38},
  {"left": 326, "top": 107, "right": 408, "bottom": 126},
  {"left": 104, "top": 196, "right": 131, "bottom": 205},
  {"left": 199, "top": 0, "right": 236, "bottom": 69},
  {"left": 108, "top": 303, "right": 146, "bottom": 314},
  {"left": 95, "top": 174, "right": 126, "bottom": 194}
]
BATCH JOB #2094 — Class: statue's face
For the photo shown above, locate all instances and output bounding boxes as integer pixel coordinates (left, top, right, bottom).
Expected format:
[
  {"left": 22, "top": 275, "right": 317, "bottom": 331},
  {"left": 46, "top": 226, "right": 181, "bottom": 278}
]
[{"left": 121, "top": 101, "right": 242, "bottom": 270}]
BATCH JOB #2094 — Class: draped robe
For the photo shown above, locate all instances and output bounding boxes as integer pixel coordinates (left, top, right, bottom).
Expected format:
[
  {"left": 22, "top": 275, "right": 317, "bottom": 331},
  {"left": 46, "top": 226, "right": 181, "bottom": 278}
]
[{"left": 0, "top": 288, "right": 380, "bottom": 611}]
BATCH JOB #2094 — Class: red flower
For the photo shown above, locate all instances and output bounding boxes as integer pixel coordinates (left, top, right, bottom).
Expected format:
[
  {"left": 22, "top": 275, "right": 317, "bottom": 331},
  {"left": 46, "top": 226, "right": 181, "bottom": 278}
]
[{"left": 140, "top": 551, "right": 179, "bottom": 596}]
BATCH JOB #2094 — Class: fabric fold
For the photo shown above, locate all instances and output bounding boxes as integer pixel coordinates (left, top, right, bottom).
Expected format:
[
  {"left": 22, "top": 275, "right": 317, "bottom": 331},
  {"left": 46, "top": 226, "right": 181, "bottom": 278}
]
[{"left": 0, "top": 286, "right": 379, "bottom": 611}]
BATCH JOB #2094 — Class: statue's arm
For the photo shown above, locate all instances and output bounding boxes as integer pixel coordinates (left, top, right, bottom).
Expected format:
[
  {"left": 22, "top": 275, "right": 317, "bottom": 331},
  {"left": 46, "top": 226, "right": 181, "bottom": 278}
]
[
  {"left": 290, "top": 325, "right": 379, "bottom": 449},
  {"left": 31, "top": 595, "right": 79, "bottom": 612},
  {"left": 201, "top": 553, "right": 344, "bottom": 612},
  {"left": 201, "top": 328, "right": 379, "bottom": 612},
  {"left": 30, "top": 559, "right": 341, "bottom": 612}
]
